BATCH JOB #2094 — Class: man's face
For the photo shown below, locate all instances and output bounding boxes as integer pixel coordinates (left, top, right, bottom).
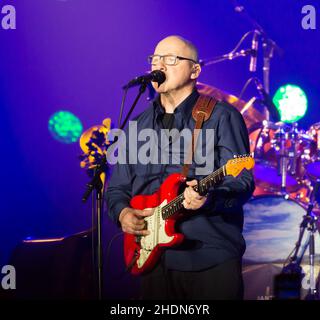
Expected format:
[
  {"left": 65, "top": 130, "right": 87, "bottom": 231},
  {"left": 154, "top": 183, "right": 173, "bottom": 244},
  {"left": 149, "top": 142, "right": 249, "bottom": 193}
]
[{"left": 150, "top": 37, "right": 200, "bottom": 94}]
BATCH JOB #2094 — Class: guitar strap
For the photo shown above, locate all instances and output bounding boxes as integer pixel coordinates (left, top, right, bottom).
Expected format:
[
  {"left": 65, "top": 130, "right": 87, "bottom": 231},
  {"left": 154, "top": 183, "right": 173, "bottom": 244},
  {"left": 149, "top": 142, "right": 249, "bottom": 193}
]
[{"left": 181, "top": 94, "right": 218, "bottom": 177}]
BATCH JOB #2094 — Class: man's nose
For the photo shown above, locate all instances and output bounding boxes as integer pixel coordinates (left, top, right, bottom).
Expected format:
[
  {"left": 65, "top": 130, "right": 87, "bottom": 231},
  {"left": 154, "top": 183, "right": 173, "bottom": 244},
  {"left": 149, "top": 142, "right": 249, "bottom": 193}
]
[{"left": 152, "top": 59, "right": 166, "bottom": 71}]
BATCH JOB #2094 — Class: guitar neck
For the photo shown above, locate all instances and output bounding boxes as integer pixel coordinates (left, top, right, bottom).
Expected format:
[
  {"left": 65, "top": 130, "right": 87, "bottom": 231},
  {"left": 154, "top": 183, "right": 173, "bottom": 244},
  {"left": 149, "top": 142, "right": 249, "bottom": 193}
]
[{"left": 161, "top": 165, "right": 226, "bottom": 219}]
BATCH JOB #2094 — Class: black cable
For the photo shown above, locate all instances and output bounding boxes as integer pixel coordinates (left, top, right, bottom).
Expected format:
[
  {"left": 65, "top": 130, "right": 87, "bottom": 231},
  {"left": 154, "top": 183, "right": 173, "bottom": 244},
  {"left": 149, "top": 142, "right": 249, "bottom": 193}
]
[
  {"left": 118, "top": 86, "right": 129, "bottom": 128},
  {"left": 238, "top": 76, "right": 257, "bottom": 101},
  {"left": 104, "top": 232, "right": 125, "bottom": 280},
  {"left": 282, "top": 246, "right": 298, "bottom": 269}
]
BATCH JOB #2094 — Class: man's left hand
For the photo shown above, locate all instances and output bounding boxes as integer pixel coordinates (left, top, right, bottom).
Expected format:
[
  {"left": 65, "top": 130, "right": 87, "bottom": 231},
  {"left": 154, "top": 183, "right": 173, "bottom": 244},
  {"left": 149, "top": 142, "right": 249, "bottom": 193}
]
[{"left": 182, "top": 179, "right": 207, "bottom": 210}]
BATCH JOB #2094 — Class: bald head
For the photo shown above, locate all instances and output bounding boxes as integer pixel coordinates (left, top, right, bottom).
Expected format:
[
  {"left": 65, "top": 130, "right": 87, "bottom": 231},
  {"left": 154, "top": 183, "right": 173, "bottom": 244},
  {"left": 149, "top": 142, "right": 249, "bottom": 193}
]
[
  {"left": 154, "top": 35, "right": 199, "bottom": 62},
  {"left": 151, "top": 35, "right": 201, "bottom": 98}
]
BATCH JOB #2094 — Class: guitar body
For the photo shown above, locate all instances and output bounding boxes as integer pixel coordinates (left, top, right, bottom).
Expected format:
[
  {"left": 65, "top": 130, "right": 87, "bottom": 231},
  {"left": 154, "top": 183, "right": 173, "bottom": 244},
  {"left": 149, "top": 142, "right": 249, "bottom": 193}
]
[
  {"left": 124, "top": 173, "right": 186, "bottom": 275},
  {"left": 123, "top": 156, "right": 254, "bottom": 275}
]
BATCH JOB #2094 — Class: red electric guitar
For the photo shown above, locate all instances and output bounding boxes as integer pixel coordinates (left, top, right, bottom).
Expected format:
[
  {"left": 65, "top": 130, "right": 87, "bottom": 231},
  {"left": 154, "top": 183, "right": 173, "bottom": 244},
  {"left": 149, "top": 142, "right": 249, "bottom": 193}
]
[{"left": 124, "top": 155, "right": 255, "bottom": 275}]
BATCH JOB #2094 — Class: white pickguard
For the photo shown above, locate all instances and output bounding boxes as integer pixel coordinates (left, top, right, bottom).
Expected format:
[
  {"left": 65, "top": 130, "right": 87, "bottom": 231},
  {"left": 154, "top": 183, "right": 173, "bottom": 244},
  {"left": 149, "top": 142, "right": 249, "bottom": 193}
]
[{"left": 137, "top": 199, "right": 174, "bottom": 269}]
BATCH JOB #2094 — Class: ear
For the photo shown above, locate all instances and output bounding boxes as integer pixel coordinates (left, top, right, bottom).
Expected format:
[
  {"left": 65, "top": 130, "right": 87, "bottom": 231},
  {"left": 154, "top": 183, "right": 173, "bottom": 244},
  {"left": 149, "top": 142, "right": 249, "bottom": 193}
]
[{"left": 190, "top": 64, "right": 201, "bottom": 80}]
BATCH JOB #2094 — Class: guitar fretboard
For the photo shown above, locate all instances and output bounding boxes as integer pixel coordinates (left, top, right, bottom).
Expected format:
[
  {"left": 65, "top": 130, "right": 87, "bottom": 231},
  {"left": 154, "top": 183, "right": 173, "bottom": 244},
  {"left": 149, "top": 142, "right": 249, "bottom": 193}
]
[{"left": 161, "top": 165, "right": 226, "bottom": 219}]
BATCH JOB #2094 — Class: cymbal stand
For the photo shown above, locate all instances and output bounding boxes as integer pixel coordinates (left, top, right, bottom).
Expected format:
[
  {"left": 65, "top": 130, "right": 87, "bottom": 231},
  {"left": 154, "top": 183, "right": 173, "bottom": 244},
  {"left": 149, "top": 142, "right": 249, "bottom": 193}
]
[
  {"left": 277, "top": 127, "right": 288, "bottom": 194},
  {"left": 282, "top": 179, "right": 320, "bottom": 300}
]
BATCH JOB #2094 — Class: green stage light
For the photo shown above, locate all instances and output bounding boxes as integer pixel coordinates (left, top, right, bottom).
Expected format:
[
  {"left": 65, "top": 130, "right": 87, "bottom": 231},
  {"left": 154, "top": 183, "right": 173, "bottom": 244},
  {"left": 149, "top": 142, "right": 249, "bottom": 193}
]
[
  {"left": 273, "top": 84, "right": 308, "bottom": 123},
  {"left": 48, "top": 110, "right": 83, "bottom": 144}
]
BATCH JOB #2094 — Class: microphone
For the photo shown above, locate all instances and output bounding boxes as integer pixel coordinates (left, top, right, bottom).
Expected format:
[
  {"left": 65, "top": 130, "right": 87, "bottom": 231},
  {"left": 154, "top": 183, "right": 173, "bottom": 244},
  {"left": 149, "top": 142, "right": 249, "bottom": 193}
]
[
  {"left": 254, "top": 78, "right": 280, "bottom": 122},
  {"left": 123, "top": 70, "right": 166, "bottom": 89},
  {"left": 249, "top": 31, "right": 259, "bottom": 72}
]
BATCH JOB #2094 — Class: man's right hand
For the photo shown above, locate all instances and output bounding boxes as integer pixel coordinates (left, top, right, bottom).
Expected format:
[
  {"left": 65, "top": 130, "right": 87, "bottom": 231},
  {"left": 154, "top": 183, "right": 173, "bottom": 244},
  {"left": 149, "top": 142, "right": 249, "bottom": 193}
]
[{"left": 119, "top": 207, "right": 154, "bottom": 236}]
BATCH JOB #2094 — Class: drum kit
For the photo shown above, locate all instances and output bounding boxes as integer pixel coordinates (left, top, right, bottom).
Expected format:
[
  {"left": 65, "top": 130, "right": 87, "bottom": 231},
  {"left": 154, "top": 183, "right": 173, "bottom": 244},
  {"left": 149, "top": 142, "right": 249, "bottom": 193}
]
[
  {"left": 243, "top": 119, "right": 320, "bottom": 300},
  {"left": 196, "top": 3, "right": 320, "bottom": 298},
  {"left": 197, "top": 81, "right": 320, "bottom": 299},
  {"left": 244, "top": 119, "right": 320, "bottom": 258}
]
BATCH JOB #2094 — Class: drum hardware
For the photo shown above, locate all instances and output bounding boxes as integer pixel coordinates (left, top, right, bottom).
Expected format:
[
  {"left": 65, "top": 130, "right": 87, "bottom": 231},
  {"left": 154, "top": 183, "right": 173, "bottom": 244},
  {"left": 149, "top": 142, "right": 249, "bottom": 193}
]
[
  {"left": 280, "top": 179, "right": 320, "bottom": 300},
  {"left": 188, "top": 34, "right": 318, "bottom": 298},
  {"left": 306, "top": 123, "right": 320, "bottom": 181},
  {"left": 250, "top": 121, "right": 304, "bottom": 195},
  {"left": 245, "top": 118, "right": 320, "bottom": 300},
  {"left": 277, "top": 126, "right": 289, "bottom": 193},
  {"left": 274, "top": 124, "right": 300, "bottom": 194},
  {"left": 288, "top": 125, "right": 299, "bottom": 176}
]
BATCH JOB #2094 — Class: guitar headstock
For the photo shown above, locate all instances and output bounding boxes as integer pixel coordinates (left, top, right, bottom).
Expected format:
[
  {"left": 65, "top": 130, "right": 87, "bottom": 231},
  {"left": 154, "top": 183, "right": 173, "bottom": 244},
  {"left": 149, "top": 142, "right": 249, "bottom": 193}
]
[{"left": 225, "top": 154, "right": 255, "bottom": 178}]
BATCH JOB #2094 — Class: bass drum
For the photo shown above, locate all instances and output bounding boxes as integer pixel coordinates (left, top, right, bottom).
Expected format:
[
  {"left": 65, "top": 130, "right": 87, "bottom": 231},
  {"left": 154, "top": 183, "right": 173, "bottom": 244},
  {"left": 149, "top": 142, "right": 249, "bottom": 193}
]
[{"left": 242, "top": 195, "right": 320, "bottom": 300}]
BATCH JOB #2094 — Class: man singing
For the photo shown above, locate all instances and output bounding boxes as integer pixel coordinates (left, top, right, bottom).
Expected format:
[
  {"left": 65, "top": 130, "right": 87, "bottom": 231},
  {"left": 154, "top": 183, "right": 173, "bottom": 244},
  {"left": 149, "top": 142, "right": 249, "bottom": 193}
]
[{"left": 106, "top": 35, "right": 254, "bottom": 300}]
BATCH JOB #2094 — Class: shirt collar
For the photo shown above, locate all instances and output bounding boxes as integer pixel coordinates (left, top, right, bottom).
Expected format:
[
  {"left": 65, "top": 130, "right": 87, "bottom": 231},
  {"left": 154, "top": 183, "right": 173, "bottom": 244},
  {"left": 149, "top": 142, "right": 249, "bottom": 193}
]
[{"left": 153, "top": 89, "right": 200, "bottom": 121}]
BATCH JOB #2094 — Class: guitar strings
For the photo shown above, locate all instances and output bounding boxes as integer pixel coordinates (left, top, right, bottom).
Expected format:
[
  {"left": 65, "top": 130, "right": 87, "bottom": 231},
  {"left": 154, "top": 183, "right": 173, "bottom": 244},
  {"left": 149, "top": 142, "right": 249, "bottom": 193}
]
[
  {"left": 161, "top": 165, "right": 226, "bottom": 218},
  {"left": 161, "top": 157, "right": 251, "bottom": 218},
  {"left": 166, "top": 167, "right": 223, "bottom": 209}
]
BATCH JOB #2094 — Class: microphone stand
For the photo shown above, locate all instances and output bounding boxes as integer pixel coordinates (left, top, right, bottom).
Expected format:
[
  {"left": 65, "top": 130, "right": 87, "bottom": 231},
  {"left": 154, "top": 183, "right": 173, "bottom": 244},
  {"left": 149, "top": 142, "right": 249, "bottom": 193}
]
[
  {"left": 121, "top": 80, "right": 148, "bottom": 128},
  {"left": 231, "top": 0, "right": 283, "bottom": 119},
  {"left": 81, "top": 80, "right": 148, "bottom": 300},
  {"left": 262, "top": 37, "right": 274, "bottom": 96},
  {"left": 200, "top": 49, "right": 253, "bottom": 67}
]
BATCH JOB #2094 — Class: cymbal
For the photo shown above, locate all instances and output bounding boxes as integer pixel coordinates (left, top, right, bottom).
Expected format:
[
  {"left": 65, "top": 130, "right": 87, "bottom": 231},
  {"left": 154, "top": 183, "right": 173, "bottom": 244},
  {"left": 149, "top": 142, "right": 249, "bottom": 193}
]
[{"left": 196, "top": 82, "right": 266, "bottom": 129}]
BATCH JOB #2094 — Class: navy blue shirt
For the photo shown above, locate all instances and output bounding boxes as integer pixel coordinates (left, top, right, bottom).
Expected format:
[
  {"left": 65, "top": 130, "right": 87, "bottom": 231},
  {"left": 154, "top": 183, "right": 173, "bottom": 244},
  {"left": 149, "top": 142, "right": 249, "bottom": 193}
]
[{"left": 105, "top": 89, "right": 255, "bottom": 271}]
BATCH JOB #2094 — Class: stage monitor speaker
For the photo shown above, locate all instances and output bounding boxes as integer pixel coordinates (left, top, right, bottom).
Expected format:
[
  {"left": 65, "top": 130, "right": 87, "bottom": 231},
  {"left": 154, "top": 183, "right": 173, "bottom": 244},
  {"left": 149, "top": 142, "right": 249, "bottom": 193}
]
[{"left": 5, "top": 230, "right": 96, "bottom": 299}]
